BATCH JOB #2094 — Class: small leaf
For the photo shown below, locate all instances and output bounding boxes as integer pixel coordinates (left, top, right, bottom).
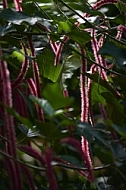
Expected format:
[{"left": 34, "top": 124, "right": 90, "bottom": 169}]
[
  {"left": 68, "top": 29, "right": 91, "bottom": 46},
  {"left": 58, "top": 21, "right": 72, "bottom": 33},
  {"left": 37, "top": 49, "right": 62, "bottom": 82},
  {"left": 30, "top": 95, "right": 55, "bottom": 117},
  {"left": 43, "top": 83, "right": 73, "bottom": 109}
]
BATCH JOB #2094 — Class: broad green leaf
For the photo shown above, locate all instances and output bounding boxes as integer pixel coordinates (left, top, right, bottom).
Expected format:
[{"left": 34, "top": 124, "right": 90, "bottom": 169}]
[
  {"left": 111, "top": 124, "right": 126, "bottom": 140},
  {"left": 91, "top": 82, "right": 107, "bottom": 105},
  {"left": 43, "top": 83, "right": 73, "bottom": 109},
  {"left": 117, "top": 1, "right": 126, "bottom": 13},
  {"left": 113, "top": 76, "right": 126, "bottom": 97},
  {"left": 0, "top": 8, "right": 40, "bottom": 25},
  {"left": 111, "top": 142, "right": 126, "bottom": 160},
  {"left": 59, "top": 155, "right": 82, "bottom": 166},
  {"left": 0, "top": 24, "right": 15, "bottom": 36},
  {"left": 109, "top": 14, "right": 125, "bottom": 25},
  {"left": 61, "top": 55, "right": 81, "bottom": 88},
  {"left": 77, "top": 122, "right": 110, "bottom": 147},
  {"left": 68, "top": 29, "right": 91, "bottom": 46},
  {"left": 37, "top": 49, "right": 62, "bottom": 82},
  {"left": 101, "top": 92, "right": 124, "bottom": 125},
  {"left": 99, "top": 39, "right": 126, "bottom": 69},
  {"left": 85, "top": 73, "right": 118, "bottom": 97},
  {"left": 58, "top": 21, "right": 72, "bottom": 33}
]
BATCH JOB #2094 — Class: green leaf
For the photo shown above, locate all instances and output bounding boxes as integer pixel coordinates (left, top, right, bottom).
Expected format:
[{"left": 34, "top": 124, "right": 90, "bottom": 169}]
[
  {"left": 35, "top": 120, "right": 67, "bottom": 140},
  {"left": 61, "top": 55, "right": 81, "bottom": 88},
  {"left": 99, "top": 39, "right": 126, "bottom": 69},
  {"left": 43, "top": 83, "right": 73, "bottom": 109},
  {"left": 77, "top": 122, "right": 110, "bottom": 148},
  {"left": 91, "top": 82, "right": 106, "bottom": 105},
  {"left": 68, "top": 29, "right": 91, "bottom": 46},
  {"left": 0, "top": 8, "right": 40, "bottom": 25},
  {"left": 111, "top": 142, "right": 126, "bottom": 160},
  {"left": 30, "top": 95, "right": 55, "bottom": 117},
  {"left": 117, "top": 1, "right": 126, "bottom": 13},
  {"left": 0, "top": 24, "right": 15, "bottom": 36},
  {"left": 101, "top": 92, "right": 124, "bottom": 125},
  {"left": 111, "top": 124, "right": 126, "bottom": 140},
  {"left": 6, "top": 107, "right": 33, "bottom": 130},
  {"left": 12, "top": 50, "right": 25, "bottom": 62},
  {"left": 60, "top": 155, "right": 82, "bottom": 166},
  {"left": 85, "top": 73, "right": 118, "bottom": 97},
  {"left": 37, "top": 49, "right": 62, "bottom": 82},
  {"left": 58, "top": 21, "right": 72, "bottom": 33}
]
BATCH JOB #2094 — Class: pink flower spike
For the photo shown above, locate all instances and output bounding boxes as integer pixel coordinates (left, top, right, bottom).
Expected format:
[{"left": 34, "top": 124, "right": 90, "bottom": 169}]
[
  {"left": 21, "top": 165, "right": 35, "bottom": 190},
  {"left": 27, "top": 78, "right": 38, "bottom": 97},
  {"left": 2, "top": 0, "right": 8, "bottom": 8},
  {"left": 54, "top": 36, "right": 69, "bottom": 66},
  {"left": 84, "top": 0, "right": 117, "bottom": 17},
  {"left": 45, "top": 148, "right": 58, "bottom": 190},
  {"left": 18, "top": 145, "right": 46, "bottom": 165},
  {"left": 0, "top": 58, "right": 22, "bottom": 189},
  {"left": 61, "top": 137, "right": 94, "bottom": 181},
  {"left": 12, "top": 46, "right": 29, "bottom": 89},
  {"left": 13, "top": 0, "right": 22, "bottom": 11},
  {"left": 29, "top": 39, "right": 44, "bottom": 122},
  {"left": 118, "top": 25, "right": 126, "bottom": 37}
]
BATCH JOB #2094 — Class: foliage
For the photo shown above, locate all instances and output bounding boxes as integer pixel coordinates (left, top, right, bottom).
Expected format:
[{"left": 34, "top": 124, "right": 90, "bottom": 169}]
[{"left": 0, "top": 0, "right": 126, "bottom": 189}]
